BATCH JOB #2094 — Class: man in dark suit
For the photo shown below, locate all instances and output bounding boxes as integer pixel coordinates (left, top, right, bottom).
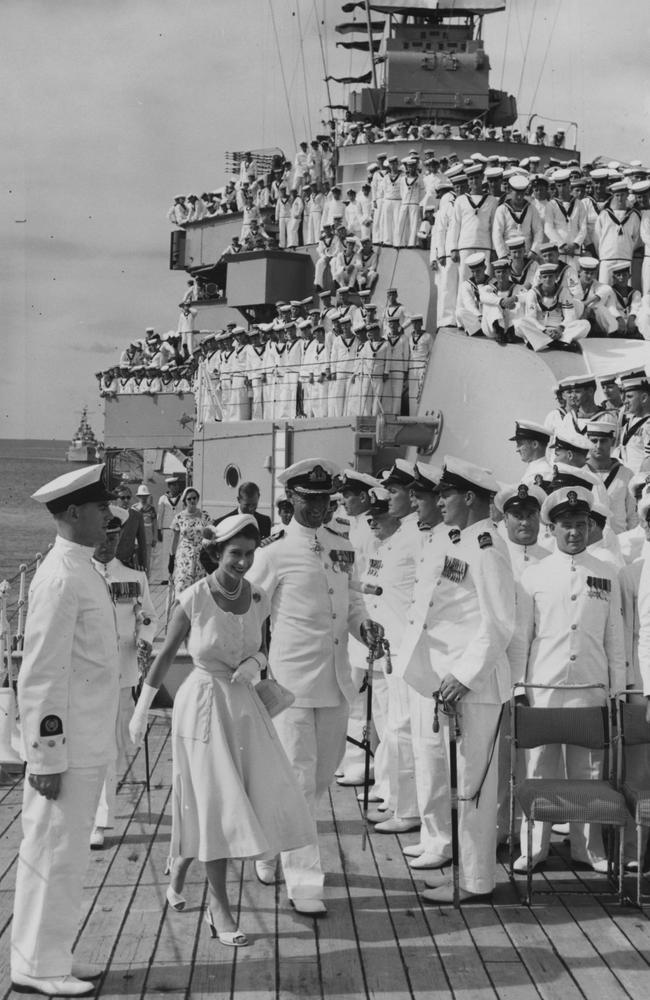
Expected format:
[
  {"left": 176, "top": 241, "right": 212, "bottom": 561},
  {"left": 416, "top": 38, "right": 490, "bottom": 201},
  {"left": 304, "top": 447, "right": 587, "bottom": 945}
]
[
  {"left": 214, "top": 481, "right": 272, "bottom": 539},
  {"left": 114, "top": 486, "right": 149, "bottom": 572}
]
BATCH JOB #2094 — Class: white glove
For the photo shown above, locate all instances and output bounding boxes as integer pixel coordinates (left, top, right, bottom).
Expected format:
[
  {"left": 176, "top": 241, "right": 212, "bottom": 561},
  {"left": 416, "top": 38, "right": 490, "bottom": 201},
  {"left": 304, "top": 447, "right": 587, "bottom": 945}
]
[
  {"left": 231, "top": 653, "right": 266, "bottom": 687},
  {"left": 129, "top": 682, "right": 157, "bottom": 746}
]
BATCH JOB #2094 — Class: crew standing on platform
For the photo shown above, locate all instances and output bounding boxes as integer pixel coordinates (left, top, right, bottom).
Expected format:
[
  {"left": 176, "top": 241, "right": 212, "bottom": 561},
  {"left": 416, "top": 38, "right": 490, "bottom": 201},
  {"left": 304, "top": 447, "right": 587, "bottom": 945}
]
[
  {"left": 90, "top": 506, "right": 158, "bottom": 849},
  {"left": 11, "top": 466, "right": 119, "bottom": 997},
  {"left": 247, "top": 459, "right": 382, "bottom": 916}
]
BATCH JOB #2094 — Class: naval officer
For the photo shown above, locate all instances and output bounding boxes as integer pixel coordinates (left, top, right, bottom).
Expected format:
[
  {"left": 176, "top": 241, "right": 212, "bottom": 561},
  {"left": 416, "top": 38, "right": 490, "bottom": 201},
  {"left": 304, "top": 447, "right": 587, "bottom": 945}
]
[
  {"left": 246, "top": 459, "right": 382, "bottom": 915},
  {"left": 90, "top": 506, "right": 158, "bottom": 849},
  {"left": 11, "top": 465, "right": 119, "bottom": 997},
  {"left": 398, "top": 457, "right": 515, "bottom": 903}
]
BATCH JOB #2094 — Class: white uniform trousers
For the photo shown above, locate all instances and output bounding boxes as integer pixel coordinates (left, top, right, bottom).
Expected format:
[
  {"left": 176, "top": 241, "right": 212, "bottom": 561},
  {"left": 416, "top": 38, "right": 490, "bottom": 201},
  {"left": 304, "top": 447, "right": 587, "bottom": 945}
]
[
  {"left": 384, "top": 672, "right": 419, "bottom": 820},
  {"left": 440, "top": 703, "right": 501, "bottom": 894},
  {"left": 436, "top": 261, "right": 459, "bottom": 327},
  {"left": 250, "top": 379, "right": 264, "bottom": 420},
  {"left": 11, "top": 765, "right": 107, "bottom": 978},
  {"left": 277, "top": 217, "right": 289, "bottom": 248},
  {"left": 287, "top": 218, "right": 301, "bottom": 248},
  {"left": 514, "top": 316, "right": 590, "bottom": 352},
  {"left": 327, "top": 375, "right": 352, "bottom": 417},
  {"left": 382, "top": 372, "right": 404, "bottom": 416},
  {"left": 398, "top": 204, "right": 420, "bottom": 247},
  {"left": 314, "top": 256, "right": 332, "bottom": 289},
  {"left": 372, "top": 201, "right": 385, "bottom": 244},
  {"left": 311, "top": 380, "right": 329, "bottom": 419},
  {"left": 519, "top": 743, "right": 606, "bottom": 865},
  {"left": 407, "top": 688, "right": 452, "bottom": 856},
  {"left": 263, "top": 376, "right": 275, "bottom": 420},
  {"left": 94, "top": 687, "right": 134, "bottom": 829},
  {"left": 457, "top": 304, "right": 483, "bottom": 337},
  {"left": 307, "top": 211, "right": 322, "bottom": 245},
  {"left": 274, "top": 374, "right": 298, "bottom": 419},
  {"left": 273, "top": 703, "right": 348, "bottom": 900},
  {"left": 382, "top": 201, "right": 401, "bottom": 246}
]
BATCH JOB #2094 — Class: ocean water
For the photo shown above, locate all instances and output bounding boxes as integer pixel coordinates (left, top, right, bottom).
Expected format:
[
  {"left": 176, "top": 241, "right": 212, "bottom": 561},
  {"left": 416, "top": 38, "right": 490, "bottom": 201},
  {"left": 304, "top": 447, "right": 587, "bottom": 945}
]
[{"left": 0, "top": 439, "right": 76, "bottom": 584}]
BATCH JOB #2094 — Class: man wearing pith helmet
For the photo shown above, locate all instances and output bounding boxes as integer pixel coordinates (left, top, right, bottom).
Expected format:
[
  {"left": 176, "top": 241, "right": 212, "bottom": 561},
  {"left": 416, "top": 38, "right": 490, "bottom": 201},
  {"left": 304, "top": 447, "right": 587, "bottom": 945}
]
[
  {"left": 509, "top": 485, "right": 625, "bottom": 875},
  {"left": 247, "top": 458, "right": 382, "bottom": 916},
  {"left": 399, "top": 456, "right": 515, "bottom": 903},
  {"left": 11, "top": 465, "right": 119, "bottom": 997}
]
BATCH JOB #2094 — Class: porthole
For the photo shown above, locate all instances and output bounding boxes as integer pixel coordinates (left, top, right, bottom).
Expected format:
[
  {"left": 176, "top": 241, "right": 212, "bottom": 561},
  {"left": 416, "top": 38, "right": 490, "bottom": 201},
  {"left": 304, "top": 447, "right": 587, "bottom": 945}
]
[{"left": 224, "top": 464, "right": 240, "bottom": 488}]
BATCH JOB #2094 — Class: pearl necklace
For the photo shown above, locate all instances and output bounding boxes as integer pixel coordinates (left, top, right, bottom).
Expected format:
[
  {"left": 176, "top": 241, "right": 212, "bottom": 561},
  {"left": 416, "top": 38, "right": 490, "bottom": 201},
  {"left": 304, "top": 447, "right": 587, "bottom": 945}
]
[{"left": 209, "top": 573, "right": 243, "bottom": 601}]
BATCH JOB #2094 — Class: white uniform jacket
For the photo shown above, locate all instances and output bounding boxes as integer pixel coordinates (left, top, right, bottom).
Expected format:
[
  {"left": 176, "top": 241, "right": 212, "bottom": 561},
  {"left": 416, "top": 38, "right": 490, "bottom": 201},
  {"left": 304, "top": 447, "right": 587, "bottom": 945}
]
[
  {"left": 398, "top": 519, "right": 515, "bottom": 704},
  {"left": 247, "top": 519, "right": 367, "bottom": 707},
  {"left": 17, "top": 537, "right": 120, "bottom": 774},
  {"left": 91, "top": 558, "right": 158, "bottom": 688},
  {"left": 509, "top": 548, "right": 626, "bottom": 706}
]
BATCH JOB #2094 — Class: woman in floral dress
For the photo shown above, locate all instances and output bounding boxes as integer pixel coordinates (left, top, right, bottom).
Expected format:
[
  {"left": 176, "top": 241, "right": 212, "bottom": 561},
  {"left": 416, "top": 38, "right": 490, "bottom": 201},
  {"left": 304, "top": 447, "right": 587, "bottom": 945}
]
[{"left": 169, "top": 487, "right": 211, "bottom": 592}]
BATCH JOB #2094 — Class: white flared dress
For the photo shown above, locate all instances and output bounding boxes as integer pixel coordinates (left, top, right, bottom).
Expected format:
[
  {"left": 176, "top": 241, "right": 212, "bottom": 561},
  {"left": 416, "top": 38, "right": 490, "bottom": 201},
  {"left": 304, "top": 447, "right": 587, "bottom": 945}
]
[{"left": 172, "top": 579, "right": 315, "bottom": 862}]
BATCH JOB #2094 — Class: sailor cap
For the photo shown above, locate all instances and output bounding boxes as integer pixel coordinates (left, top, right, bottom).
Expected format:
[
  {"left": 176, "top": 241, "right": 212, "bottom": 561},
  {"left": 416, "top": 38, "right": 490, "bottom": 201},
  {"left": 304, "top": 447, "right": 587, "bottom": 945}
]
[
  {"left": 541, "top": 486, "right": 593, "bottom": 524},
  {"left": 539, "top": 241, "right": 559, "bottom": 254},
  {"left": 379, "top": 458, "right": 416, "bottom": 488},
  {"left": 551, "top": 428, "right": 593, "bottom": 452},
  {"left": 577, "top": 256, "right": 600, "bottom": 271},
  {"left": 436, "top": 177, "right": 453, "bottom": 191},
  {"left": 609, "top": 180, "right": 629, "bottom": 193},
  {"left": 277, "top": 458, "right": 339, "bottom": 496},
  {"left": 590, "top": 167, "right": 609, "bottom": 180},
  {"left": 446, "top": 164, "right": 464, "bottom": 178},
  {"left": 505, "top": 235, "right": 526, "bottom": 249},
  {"left": 585, "top": 417, "right": 618, "bottom": 437},
  {"left": 450, "top": 172, "right": 468, "bottom": 185},
  {"left": 493, "top": 258, "right": 511, "bottom": 271},
  {"left": 538, "top": 262, "right": 558, "bottom": 276},
  {"left": 552, "top": 168, "right": 572, "bottom": 182},
  {"left": 338, "top": 284, "right": 352, "bottom": 293},
  {"left": 570, "top": 176, "right": 588, "bottom": 188},
  {"left": 466, "top": 251, "right": 486, "bottom": 269},
  {"left": 484, "top": 166, "right": 504, "bottom": 179},
  {"left": 631, "top": 180, "right": 650, "bottom": 194},
  {"left": 33, "top": 464, "right": 113, "bottom": 515},
  {"left": 465, "top": 164, "right": 484, "bottom": 177},
  {"left": 509, "top": 420, "right": 550, "bottom": 444},
  {"left": 611, "top": 261, "right": 631, "bottom": 275},
  {"left": 357, "top": 289, "right": 372, "bottom": 300},
  {"left": 617, "top": 368, "right": 650, "bottom": 391},
  {"left": 557, "top": 373, "right": 597, "bottom": 390},
  {"left": 508, "top": 174, "right": 530, "bottom": 191},
  {"left": 439, "top": 456, "right": 498, "bottom": 496},
  {"left": 410, "top": 463, "right": 443, "bottom": 493},
  {"left": 407, "top": 313, "right": 423, "bottom": 323},
  {"left": 494, "top": 481, "right": 547, "bottom": 515}
]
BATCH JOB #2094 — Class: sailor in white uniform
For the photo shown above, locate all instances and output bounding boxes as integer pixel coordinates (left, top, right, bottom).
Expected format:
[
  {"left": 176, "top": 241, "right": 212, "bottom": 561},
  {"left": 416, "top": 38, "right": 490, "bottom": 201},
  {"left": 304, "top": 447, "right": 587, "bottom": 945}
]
[
  {"left": 246, "top": 459, "right": 381, "bottom": 916},
  {"left": 448, "top": 163, "right": 498, "bottom": 287},
  {"left": 618, "top": 369, "right": 650, "bottom": 474},
  {"left": 398, "top": 457, "right": 515, "bottom": 903},
  {"left": 155, "top": 476, "right": 183, "bottom": 583},
  {"left": 508, "top": 487, "right": 626, "bottom": 873},
  {"left": 11, "top": 465, "right": 119, "bottom": 997},
  {"left": 594, "top": 181, "right": 641, "bottom": 285},
  {"left": 90, "top": 507, "right": 158, "bottom": 848}
]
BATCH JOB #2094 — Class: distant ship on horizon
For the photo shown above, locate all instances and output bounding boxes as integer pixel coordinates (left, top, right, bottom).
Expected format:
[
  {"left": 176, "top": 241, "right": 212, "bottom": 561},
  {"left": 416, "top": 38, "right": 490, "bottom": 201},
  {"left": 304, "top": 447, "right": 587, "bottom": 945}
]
[{"left": 66, "top": 406, "right": 102, "bottom": 464}]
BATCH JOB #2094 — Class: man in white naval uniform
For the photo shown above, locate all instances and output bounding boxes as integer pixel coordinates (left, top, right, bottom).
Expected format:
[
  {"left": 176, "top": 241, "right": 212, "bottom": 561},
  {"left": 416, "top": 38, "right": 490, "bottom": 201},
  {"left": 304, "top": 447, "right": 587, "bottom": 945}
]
[
  {"left": 571, "top": 256, "right": 618, "bottom": 335},
  {"left": 247, "top": 459, "right": 381, "bottom": 916},
  {"left": 586, "top": 418, "right": 637, "bottom": 533},
  {"left": 492, "top": 174, "right": 544, "bottom": 260},
  {"left": 11, "top": 465, "right": 119, "bottom": 997},
  {"left": 618, "top": 370, "right": 650, "bottom": 475},
  {"left": 398, "top": 457, "right": 515, "bottom": 903},
  {"left": 594, "top": 181, "right": 641, "bottom": 285},
  {"left": 509, "top": 420, "right": 552, "bottom": 482},
  {"left": 90, "top": 507, "right": 158, "bottom": 848},
  {"left": 448, "top": 163, "right": 498, "bottom": 287},
  {"left": 544, "top": 170, "right": 588, "bottom": 262},
  {"left": 154, "top": 476, "right": 183, "bottom": 583},
  {"left": 508, "top": 486, "right": 626, "bottom": 873}
]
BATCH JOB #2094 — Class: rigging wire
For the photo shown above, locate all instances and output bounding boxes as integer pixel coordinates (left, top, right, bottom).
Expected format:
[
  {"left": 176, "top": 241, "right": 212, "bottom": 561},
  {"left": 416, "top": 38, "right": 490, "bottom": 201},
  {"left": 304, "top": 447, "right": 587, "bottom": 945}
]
[
  {"left": 527, "top": 0, "right": 562, "bottom": 117},
  {"left": 515, "top": 0, "right": 538, "bottom": 105},
  {"left": 295, "top": 1, "right": 313, "bottom": 140},
  {"left": 313, "top": 0, "right": 333, "bottom": 124},
  {"left": 498, "top": 0, "right": 512, "bottom": 90},
  {"left": 267, "top": 0, "right": 298, "bottom": 151}
]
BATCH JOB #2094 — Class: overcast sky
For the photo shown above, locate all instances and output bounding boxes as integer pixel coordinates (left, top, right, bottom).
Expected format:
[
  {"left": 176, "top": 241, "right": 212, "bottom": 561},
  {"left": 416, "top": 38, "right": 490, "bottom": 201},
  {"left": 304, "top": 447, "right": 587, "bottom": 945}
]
[{"left": 2, "top": 0, "right": 648, "bottom": 439}]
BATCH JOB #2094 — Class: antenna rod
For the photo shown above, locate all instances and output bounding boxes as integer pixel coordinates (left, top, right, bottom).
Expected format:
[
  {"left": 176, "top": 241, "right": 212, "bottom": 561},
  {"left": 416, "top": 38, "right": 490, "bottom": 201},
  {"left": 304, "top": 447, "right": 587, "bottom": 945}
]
[{"left": 364, "top": 0, "right": 378, "bottom": 90}]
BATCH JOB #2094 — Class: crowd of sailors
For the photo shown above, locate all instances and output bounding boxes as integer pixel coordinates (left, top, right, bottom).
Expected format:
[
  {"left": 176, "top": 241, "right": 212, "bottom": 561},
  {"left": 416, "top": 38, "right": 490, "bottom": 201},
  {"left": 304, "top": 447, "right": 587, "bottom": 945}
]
[{"left": 97, "top": 286, "right": 432, "bottom": 421}]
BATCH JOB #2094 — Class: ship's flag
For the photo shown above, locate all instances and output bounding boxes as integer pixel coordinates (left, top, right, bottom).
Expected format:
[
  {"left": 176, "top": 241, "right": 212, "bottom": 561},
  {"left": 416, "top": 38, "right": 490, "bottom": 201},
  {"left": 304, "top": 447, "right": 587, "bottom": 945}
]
[
  {"left": 335, "top": 21, "right": 385, "bottom": 33},
  {"left": 325, "top": 70, "right": 373, "bottom": 84},
  {"left": 336, "top": 39, "right": 382, "bottom": 52}
]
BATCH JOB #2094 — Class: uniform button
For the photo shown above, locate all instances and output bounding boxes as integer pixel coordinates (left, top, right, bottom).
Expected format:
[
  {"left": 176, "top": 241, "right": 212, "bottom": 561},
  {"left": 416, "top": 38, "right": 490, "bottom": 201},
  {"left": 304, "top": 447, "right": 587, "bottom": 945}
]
[
  {"left": 429, "top": 601, "right": 434, "bottom": 607},
  {"left": 571, "top": 595, "right": 577, "bottom": 601},
  {"left": 570, "top": 655, "right": 576, "bottom": 661},
  {"left": 332, "top": 613, "right": 337, "bottom": 619},
  {"left": 571, "top": 567, "right": 576, "bottom": 572},
  {"left": 409, "top": 619, "right": 414, "bottom": 625},
  {"left": 571, "top": 624, "right": 577, "bottom": 630},
  {"left": 414, "top": 578, "right": 418, "bottom": 584},
  {"left": 328, "top": 588, "right": 334, "bottom": 595},
  {"left": 31, "top": 741, "right": 39, "bottom": 748},
  {"left": 334, "top": 639, "right": 339, "bottom": 645},
  {"left": 48, "top": 740, "right": 56, "bottom": 747},
  {"left": 436, "top": 581, "right": 441, "bottom": 586}
]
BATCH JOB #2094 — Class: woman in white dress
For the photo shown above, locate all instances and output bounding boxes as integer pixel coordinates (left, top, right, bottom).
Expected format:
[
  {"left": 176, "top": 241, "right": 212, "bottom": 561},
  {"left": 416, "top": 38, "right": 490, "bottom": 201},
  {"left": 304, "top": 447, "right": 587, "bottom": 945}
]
[{"left": 129, "top": 514, "right": 315, "bottom": 947}]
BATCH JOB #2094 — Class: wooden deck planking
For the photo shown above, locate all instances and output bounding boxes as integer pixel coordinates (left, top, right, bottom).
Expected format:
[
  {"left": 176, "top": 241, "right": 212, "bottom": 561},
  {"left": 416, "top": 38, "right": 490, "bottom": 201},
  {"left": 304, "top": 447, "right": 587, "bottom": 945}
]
[{"left": 2, "top": 713, "right": 650, "bottom": 998}]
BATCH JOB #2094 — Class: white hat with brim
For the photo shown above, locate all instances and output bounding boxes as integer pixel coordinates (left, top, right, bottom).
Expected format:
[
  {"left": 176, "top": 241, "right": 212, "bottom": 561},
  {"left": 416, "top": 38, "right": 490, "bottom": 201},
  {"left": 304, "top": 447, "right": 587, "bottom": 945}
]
[
  {"left": 32, "top": 464, "right": 113, "bottom": 515},
  {"left": 541, "top": 486, "right": 593, "bottom": 525},
  {"left": 278, "top": 458, "right": 340, "bottom": 495},
  {"left": 439, "top": 455, "right": 498, "bottom": 496},
  {"left": 494, "top": 481, "right": 547, "bottom": 515},
  {"left": 212, "top": 513, "right": 259, "bottom": 543}
]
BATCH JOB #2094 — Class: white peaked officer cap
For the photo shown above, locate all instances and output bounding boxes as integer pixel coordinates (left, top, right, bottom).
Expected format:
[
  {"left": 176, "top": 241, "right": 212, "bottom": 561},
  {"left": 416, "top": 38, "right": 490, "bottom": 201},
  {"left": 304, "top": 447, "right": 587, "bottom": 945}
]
[
  {"left": 541, "top": 486, "right": 593, "bottom": 525},
  {"left": 494, "top": 481, "right": 547, "bottom": 515},
  {"left": 277, "top": 458, "right": 340, "bottom": 496},
  {"left": 509, "top": 419, "right": 550, "bottom": 443},
  {"left": 551, "top": 427, "right": 593, "bottom": 453},
  {"left": 32, "top": 464, "right": 113, "bottom": 515},
  {"left": 411, "top": 463, "right": 443, "bottom": 493},
  {"left": 337, "top": 469, "right": 380, "bottom": 492},
  {"left": 379, "top": 458, "right": 416, "bottom": 488},
  {"left": 549, "top": 461, "right": 600, "bottom": 491},
  {"left": 439, "top": 456, "right": 498, "bottom": 496}
]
